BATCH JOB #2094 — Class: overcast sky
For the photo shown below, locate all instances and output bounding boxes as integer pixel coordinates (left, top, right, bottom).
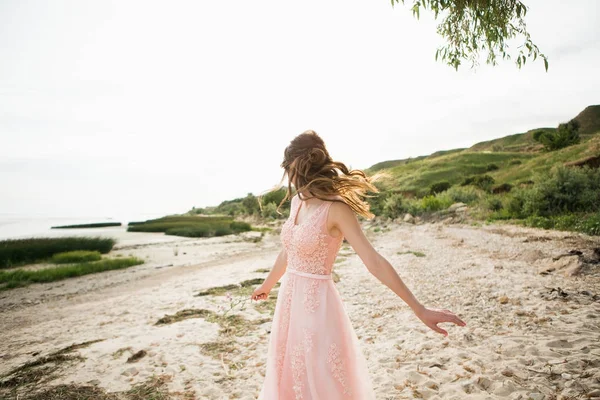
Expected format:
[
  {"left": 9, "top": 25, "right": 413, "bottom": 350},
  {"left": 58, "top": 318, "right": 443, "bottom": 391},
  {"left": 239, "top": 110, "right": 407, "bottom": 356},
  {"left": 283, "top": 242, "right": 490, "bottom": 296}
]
[{"left": 1, "top": 0, "right": 598, "bottom": 220}]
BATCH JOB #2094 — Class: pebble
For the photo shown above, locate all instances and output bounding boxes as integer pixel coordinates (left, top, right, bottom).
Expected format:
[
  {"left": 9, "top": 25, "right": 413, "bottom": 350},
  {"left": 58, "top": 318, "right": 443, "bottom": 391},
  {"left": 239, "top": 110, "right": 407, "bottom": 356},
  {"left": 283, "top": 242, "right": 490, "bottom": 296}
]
[{"left": 121, "top": 367, "right": 139, "bottom": 376}]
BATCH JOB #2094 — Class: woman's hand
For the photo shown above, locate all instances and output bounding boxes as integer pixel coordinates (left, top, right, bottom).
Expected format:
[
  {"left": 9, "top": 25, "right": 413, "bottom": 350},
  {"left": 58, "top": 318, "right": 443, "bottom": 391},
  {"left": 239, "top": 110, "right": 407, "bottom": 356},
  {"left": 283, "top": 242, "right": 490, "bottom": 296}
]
[
  {"left": 415, "top": 307, "right": 466, "bottom": 337},
  {"left": 251, "top": 284, "right": 271, "bottom": 302}
]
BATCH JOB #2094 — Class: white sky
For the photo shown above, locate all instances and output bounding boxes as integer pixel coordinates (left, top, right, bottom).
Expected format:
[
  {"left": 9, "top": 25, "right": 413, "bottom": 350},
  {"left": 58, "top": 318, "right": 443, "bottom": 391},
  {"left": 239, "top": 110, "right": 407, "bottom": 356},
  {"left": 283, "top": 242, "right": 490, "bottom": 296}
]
[{"left": 1, "top": 0, "right": 599, "bottom": 220}]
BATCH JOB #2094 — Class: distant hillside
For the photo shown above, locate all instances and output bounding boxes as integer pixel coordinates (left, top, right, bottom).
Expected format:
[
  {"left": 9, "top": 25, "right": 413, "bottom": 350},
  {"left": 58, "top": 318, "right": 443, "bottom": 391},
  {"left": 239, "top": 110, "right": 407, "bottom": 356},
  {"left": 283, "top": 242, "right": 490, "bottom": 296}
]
[
  {"left": 467, "top": 129, "right": 551, "bottom": 153},
  {"left": 366, "top": 105, "right": 600, "bottom": 196},
  {"left": 368, "top": 148, "right": 466, "bottom": 173},
  {"left": 574, "top": 105, "right": 600, "bottom": 136}
]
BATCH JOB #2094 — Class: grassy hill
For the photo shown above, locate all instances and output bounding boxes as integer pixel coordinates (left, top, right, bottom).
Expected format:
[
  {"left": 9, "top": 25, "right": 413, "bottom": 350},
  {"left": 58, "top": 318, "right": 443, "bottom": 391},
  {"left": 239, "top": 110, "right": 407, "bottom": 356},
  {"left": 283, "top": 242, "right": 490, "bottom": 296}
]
[
  {"left": 186, "top": 105, "right": 600, "bottom": 236},
  {"left": 366, "top": 105, "right": 600, "bottom": 196},
  {"left": 574, "top": 105, "right": 600, "bottom": 136}
]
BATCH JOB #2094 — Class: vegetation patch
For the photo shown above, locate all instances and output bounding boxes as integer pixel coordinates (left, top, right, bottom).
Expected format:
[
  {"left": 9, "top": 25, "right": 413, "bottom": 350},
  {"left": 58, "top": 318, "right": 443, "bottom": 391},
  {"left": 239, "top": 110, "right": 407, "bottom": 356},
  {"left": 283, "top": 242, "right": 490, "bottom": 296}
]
[
  {"left": 195, "top": 284, "right": 240, "bottom": 297},
  {"left": 397, "top": 251, "right": 426, "bottom": 258},
  {"left": 195, "top": 279, "right": 279, "bottom": 297},
  {"left": 126, "top": 350, "right": 147, "bottom": 363},
  {"left": 332, "top": 271, "right": 341, "bottom": 283},
  {"left": 187, "top": 188, "right": 291, "bottom": 219},
  {"left": 51, "top": 222, "right": 122, "bottom": 229},
  {"left": 156, "top": 308, "right": 270, "bottom": 354},
  {"left": 155, "top": 308, "right": 214, "bottom": 325},
  {"left": 0, "top": 339, "right": 104, "bottom": 396},
  {"left": 254, "top": 289, "right": 279, "bottom": 315},
  {"left": 199, "top": 340, "right": 238, "bottom": 359},
  {"left": 0, "top": 258, "right": 144, "bottom": 290},
  {"left": 112, "top": 346, "right": 134, "bottom": 359},
  {"left": 127, "top": 216, "right": 252, "bottom": 238},
  {"left": 0, "top": 237, "right": 116, "bottom": 269},
  {"left": 20, "top": 374, "right": 175, "bottom": 400},
  {"left": 51, "top": 250, "right": 102, "bottom": 264}
]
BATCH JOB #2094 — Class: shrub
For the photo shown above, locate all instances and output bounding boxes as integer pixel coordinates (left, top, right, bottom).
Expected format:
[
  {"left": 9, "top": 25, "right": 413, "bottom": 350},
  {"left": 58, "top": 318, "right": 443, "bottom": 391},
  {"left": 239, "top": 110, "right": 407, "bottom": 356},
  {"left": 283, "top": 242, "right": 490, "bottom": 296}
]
[
  {"left": 509, "top": 159, "right": 523, "bottom": 165},
  {"left": 259, "top": 187, "right": 287, "bottom": 209},
  {"left": 489, "top": 208, "right": 513, "bottom": 220},
  {"left": 505, "top": 189, "right": 527, "bottom": 219},
  {"left": 521, "top": 212, "right": 600, "bottom": 236},
  {"left": 486, "top": 164, "right": 500, "bottom": 171},
  {"left": 215, "top": 227, "right": 233, "bottom": 236},
  {"left": 261, "top": 202, "right": 279, "bottom": 219},
  {"left": 166, "top": 226, "right": 210, "bottom": 237},
  {"left": 461, "top": 174, "right": 495, "bottom": 191},
  {"left": 576, "top": 213, "right": 600, "bottom": 236},
  {"left": 420, "top": 195, "right": 447, "bottom": 212},
  {"left": 230, "top": 221, "right": 252, "bottom": 232},
  {"left": 533, "top": 120, "right": 581, "bottom": 151},
  {"left": 430, "top": 181, "right": 451, "bottom": 195},
  {"left": 443, "top": 185, "right": 484, "bottom": 204},
  {"left": 492, "top": 183, "right": 513, "bottom": 194},
  {"left": 51, "top": 251, "right": 102, "bottom": 264},
  {"left": 522, "top": 165, "right": 600, "bottom": 216},
  {"left": 525, "top": 216, "right": 554, "bottom": 229},
  {"left": 242, "top": 193, "right": 260, "bottom": 215},
  {"left": 383, "top": 194, "right": 405, "bottom": 220},
  {"left": 485, "top": 197, "right": 504, "bottom": 211},
  {"left": 473, "top": 175, "right": 495, "bottom": 191}
]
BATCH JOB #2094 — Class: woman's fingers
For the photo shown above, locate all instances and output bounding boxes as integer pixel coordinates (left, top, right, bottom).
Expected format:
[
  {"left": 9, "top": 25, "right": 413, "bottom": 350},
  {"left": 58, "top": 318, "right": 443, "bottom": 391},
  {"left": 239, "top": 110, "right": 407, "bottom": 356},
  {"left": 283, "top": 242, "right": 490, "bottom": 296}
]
[
  {"left": 251, "top": 292, "right": 268, "bottom": 301},
  {"left": 430, "top": 323, "right": 448, "bottom": 336},
  {"left": 439, "top": 309, "right": 467, "bottom": 326}
]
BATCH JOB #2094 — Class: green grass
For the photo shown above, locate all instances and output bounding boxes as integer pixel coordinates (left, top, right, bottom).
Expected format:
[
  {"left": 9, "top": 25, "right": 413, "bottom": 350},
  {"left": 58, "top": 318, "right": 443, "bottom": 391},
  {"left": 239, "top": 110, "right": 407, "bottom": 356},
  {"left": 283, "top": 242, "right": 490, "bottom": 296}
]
[
  {"left": 0, "top": 257, "right": 144, "bottom": 290},
  {"left": 367, "top": 105, "right": 600, "bottom": 199},
  {"left": 127, "top": 216, "right": 252, "bottom": 238},
  {"left": 0, "top": 237, "right": 116, "bottom": 269},
  {"left": 372, "top": 151, "right": 536, "bottom": 196},
  {"left": 51, "top": 251, "right": 102, "bottom": 264},
  {"left": 494, "top": 136, "right": 600, "bottom": 184},
  {"left": 51, "top": 222, "right": 122, "bottom": 229}
]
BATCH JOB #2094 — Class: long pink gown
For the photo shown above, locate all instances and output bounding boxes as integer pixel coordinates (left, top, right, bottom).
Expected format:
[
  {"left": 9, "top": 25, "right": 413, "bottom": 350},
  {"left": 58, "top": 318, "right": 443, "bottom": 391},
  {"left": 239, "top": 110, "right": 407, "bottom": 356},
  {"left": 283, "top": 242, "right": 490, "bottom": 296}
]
[{"left": 258, "top": 194, "right": 376, "bottom": 399}]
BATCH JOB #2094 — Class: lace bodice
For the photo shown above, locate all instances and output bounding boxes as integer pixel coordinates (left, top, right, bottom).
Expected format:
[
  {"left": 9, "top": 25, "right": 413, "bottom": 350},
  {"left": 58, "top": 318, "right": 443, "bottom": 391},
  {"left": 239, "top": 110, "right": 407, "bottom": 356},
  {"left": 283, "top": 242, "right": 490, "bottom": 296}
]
[{"left": 280, "top": 194, "right": 344, "bottom": 275}]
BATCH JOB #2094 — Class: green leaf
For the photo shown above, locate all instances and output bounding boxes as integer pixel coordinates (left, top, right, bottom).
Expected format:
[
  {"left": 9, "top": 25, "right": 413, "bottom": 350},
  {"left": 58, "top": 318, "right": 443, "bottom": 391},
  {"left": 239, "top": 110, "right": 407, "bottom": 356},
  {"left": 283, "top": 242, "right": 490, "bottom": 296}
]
[{"left": 544, "top": 58, "right": 549, "bottom": 72}]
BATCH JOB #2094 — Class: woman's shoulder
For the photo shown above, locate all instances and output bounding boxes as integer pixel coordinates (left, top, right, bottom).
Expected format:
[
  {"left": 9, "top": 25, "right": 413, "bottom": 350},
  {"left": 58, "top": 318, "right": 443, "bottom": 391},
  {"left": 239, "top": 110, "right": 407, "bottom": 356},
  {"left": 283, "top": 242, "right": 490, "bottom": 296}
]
[{"left": 324, "top": 194, "right": 347, "bottom": 207}]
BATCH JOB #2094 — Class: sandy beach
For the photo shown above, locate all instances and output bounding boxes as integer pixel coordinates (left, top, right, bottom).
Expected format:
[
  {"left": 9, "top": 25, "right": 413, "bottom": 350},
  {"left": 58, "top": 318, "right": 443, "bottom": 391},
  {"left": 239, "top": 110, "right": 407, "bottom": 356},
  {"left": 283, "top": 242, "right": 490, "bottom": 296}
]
[{"left": 1, "top": 219, "right": 599, "bottom": 399}]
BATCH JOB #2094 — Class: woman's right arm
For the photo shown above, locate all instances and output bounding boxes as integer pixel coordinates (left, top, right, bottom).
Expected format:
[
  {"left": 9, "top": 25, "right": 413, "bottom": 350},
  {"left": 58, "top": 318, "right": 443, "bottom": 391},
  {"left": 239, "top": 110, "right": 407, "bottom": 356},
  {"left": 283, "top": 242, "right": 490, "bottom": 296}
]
[{"left": 251, "top": 247, "right": 287, "bottom": 301}]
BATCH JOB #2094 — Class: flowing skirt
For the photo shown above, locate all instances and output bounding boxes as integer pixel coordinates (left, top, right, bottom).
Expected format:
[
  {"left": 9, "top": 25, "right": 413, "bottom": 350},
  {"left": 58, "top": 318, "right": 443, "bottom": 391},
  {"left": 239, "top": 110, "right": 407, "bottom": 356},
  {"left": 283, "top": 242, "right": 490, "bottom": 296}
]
[{"left": 258, "top": 268, "right": 376, "bottom": 400}]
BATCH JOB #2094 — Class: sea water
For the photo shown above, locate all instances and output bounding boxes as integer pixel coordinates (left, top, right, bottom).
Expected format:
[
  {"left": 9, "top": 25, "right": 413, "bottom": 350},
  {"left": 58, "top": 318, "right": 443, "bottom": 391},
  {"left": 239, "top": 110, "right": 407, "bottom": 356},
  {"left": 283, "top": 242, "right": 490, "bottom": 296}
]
[{"left": 0, "top": 213, "right": 168, "bottom": 240}]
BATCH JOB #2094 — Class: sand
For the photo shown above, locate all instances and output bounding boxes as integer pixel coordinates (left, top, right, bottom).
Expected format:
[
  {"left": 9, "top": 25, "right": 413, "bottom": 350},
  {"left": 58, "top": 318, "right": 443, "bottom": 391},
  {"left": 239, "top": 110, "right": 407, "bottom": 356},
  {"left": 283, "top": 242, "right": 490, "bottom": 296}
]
[{"left": 0, "top": 220, "right": 599, "bottom": 399}]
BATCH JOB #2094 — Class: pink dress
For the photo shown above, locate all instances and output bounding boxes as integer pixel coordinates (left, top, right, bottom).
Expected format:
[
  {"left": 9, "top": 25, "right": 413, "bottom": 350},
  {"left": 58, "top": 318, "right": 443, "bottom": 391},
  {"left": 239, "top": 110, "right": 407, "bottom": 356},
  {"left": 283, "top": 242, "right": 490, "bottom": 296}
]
[{"left": 258, "top": 194, "right": 376, "bottom": 400}]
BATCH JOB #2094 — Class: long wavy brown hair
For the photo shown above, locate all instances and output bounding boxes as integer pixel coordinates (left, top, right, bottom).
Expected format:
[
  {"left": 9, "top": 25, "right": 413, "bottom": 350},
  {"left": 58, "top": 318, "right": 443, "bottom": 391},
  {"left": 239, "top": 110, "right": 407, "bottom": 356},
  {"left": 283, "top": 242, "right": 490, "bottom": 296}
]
[{"left": 259, "top": 130, "right": 386, "bottom": 219}]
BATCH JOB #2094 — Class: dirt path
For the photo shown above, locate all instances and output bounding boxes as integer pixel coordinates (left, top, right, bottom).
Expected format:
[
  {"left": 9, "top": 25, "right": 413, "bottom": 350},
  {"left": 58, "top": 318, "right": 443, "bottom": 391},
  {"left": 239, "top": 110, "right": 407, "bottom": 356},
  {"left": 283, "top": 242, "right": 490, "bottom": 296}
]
[{"left": 1, "top": 221, "right": 599, "bottom": 399}]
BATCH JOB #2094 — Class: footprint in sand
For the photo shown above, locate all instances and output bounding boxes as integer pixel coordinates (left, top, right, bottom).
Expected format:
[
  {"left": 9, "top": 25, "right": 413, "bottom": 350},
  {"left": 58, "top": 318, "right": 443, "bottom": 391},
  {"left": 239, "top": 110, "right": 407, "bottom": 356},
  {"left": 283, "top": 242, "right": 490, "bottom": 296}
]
[{"left": 545, "top": 339, "right": 573, "bottom": 348}]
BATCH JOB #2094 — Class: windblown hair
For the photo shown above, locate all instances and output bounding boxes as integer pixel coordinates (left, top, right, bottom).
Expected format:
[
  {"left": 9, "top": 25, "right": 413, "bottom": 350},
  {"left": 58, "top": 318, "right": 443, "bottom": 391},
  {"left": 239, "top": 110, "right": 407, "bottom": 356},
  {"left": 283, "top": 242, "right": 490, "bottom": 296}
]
[{"left": 259, "top": 130, "right": 385, "bottom": 219}]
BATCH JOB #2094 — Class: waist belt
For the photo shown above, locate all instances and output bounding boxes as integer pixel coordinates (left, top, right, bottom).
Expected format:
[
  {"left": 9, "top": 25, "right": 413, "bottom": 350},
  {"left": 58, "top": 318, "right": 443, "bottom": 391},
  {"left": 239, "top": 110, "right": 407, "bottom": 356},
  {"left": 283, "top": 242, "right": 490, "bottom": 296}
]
[{"left": 286, "top": 268, "right": 332, "bottom": 280}]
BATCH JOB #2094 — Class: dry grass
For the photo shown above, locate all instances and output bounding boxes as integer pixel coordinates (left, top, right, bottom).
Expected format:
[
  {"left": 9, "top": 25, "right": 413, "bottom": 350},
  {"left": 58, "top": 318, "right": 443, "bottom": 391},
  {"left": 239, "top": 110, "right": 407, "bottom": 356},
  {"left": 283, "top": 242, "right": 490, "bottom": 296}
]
[
  {"left": 0, "top": 339, "right": 105, "bottom": 399},
  {"left": 23, "top": 374, "right": 174, "bottom": 400},
  {"left": 155, "top": 309, "right": 214, "bottom": 325}
]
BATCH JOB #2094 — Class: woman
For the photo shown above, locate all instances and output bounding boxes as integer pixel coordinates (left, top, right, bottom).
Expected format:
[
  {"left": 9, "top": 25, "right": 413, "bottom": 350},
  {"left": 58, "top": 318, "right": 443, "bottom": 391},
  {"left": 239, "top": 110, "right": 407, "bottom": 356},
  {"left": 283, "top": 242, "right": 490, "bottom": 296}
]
[{"left": 251, "top": 130, "right": 466, "bottom": 399}]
